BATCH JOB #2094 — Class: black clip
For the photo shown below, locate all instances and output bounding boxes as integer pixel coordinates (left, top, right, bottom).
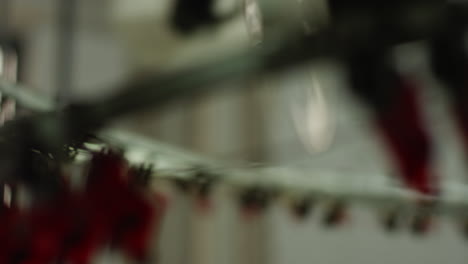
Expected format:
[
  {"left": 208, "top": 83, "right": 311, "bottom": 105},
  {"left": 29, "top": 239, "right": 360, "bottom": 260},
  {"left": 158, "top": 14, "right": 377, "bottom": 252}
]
[
  {"left": 240, "top": 186, "right": 276, "bottom": 214},
  {"left": 171, "top": 0, "right": 237, "bottom": 34},
  {"left": 291, "top": 195, "right": 315, "bottom": 220},
  {"left": 410, "top": 212, "right": 432, "bottom": 235},
  {"left": 171, "top": 0, "right": 218, "bottom": 34},
  {"left": 322, "top": 200, "right": 347, "bottom": 228},
  {"left": 171, "top": 168, "right": 217, "bottom": 198},
  {"left": 173, "top": 177, "right": 191, "bottom": 193},
  {"left": 380, "top": 206, "right": 404, "bottom": 232},
  {"left": 460, "top": 215, "right": 468, "bottom": 239},
  {"left": 129, "top": 164, "right": 154, "bottom": 188},
  {"left": 192, "top": 169, "right": 217, "bottom": 199},
  {"left": 409, "top": 201, "right": 435, "bottom": 235}
]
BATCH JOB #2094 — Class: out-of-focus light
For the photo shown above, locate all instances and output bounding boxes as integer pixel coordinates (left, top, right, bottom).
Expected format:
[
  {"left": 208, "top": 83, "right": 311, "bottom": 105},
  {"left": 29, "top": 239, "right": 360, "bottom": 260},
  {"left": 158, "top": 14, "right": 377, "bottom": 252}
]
[
  {"left": 291, "top": 72, "right": 335, "bottom": 153},
  {"left": 126, "top": 149, "right": 149, "bottom": 164},
  {"left": 3, "top": 184, "right": 11, "bottom": 207},
  {"left": 74, "top": 150, "right": 91, "bottom": 163},
  {"left": 83, "top": 142, "right": 105, "bottom": 152},
  {"left": 244, "top": 0, "right": 263, "bottom": 45}
]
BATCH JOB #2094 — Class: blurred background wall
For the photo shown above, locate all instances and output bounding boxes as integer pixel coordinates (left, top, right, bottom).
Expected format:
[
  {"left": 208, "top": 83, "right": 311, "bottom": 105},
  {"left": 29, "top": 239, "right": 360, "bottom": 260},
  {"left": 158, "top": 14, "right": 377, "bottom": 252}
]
[{"left": 3, "top": 0, "right": 468, "bottom": 263}]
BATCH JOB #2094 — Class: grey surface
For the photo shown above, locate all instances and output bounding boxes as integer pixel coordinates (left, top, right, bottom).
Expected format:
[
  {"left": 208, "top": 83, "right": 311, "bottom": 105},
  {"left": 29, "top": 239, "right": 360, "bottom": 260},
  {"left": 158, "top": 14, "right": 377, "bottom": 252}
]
[{"left": 13, "top": 1, "right": 468, "bottom": 263}]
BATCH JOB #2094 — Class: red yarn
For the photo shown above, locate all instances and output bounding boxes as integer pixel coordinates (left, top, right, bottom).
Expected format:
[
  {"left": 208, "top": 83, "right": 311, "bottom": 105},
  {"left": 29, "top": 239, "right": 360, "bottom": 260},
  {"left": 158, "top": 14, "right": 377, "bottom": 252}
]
[{"left": 375, "top": 78, "right": 437, "bottom": 195}]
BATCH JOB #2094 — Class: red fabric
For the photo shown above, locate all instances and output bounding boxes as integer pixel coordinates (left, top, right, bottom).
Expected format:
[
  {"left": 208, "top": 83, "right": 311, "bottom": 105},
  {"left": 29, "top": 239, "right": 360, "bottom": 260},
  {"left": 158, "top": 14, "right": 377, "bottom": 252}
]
[
  {"left": 375, "top": 78, "right": 437, "bottom": 195},
  {"left": 0, "top": 152, "right": 165, "bottom": 264},
  {"left": 64, "top": 152, "right": 166, "bottom": 263},
  {"left": 0, "top": 206, "right": 24, "bottom": 264},
  {"left": 61, "top": 197, "right": 109, "bottom": 264},
  {"left": 22, "top": 201, "right": 74, "bottom": 264}
]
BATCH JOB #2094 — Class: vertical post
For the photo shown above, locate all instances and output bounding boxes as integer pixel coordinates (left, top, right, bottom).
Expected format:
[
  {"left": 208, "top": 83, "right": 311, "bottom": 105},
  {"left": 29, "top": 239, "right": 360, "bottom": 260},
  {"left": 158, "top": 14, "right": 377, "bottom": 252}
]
[
  {"left": 55, "top": 0, "right": 77, "bottom": 107},
  {"left": 0, "top": 0, "right": 10, "bottom": 34},
  {"left": 243, "top": 78, "right": 268, "bottom": 163}
]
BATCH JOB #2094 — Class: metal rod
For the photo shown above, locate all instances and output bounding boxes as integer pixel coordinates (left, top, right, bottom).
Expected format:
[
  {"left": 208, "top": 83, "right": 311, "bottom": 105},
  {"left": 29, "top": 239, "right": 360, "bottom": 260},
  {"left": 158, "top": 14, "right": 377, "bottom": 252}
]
[
  {"left": 100, "top": 129, "right": 468, "bottom": 217},
  {"left": 1, "top": 75, "right": 468, "bottom": 217}
]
